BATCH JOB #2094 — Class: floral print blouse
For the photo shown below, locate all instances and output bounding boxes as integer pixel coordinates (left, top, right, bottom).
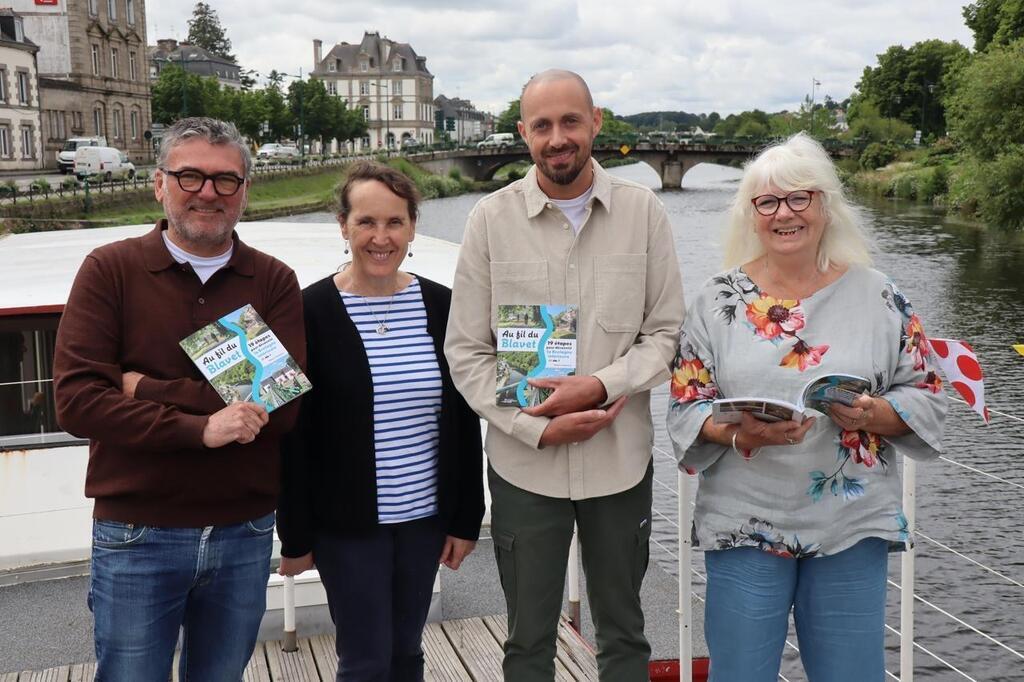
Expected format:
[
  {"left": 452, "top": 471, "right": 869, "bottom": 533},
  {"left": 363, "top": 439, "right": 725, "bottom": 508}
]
[{"left": 666, "top": 266, "right": 947, "bottom": 557}]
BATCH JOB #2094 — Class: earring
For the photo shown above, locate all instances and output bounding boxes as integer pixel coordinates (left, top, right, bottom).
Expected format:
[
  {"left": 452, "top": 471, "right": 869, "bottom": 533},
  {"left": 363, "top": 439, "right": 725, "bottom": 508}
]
[
  {"left": 344, "top": 239, "right": 349, "bottom": 254},
  {"left": 407, "top": 247, "right": 413, "bottom": 258}
]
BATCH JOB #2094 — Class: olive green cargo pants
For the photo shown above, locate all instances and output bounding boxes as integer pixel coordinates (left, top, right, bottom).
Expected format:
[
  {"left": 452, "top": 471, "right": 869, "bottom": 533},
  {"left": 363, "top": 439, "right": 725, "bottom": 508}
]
[{"left": 488, "top": 462, "right": 653, "bottom": 682}]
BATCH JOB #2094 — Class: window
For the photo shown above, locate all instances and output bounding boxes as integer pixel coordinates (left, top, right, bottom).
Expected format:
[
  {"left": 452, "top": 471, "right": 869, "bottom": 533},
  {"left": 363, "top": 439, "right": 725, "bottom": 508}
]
[
  {"left": 392, "top": 79, "right": 402, "bottom": 95},
  {"left": 149, "top": 64, "right": 158, "bottom": 78},
  {"left": 327, "top": 81, "right": 336, "bottom": 95},
  {"left": 112, "top": 108, "right": 122, "bottom": 139},
  {"left": 110, "top": 49, "right": 119, "bottom": 79},
  {"left": 361, "top": 135, "right": 370, "bottom": 150},
  {"left": 13, "top": 18, "right": 23, "bottom": 43},
  {"left": 0, "top": 319, "right": 81, "bottom": 448},
  {"left": 128, "top": 51, "right": 136, "bottom": 80},
  {"left": 72, "top": 111, "right": 83, "bottom": 131},
  {"left": 20, "top": 125, "right": 34, "bottom": 159},
  {"left": 328, "top": 62, "right": 336, "bottom": 72},
  {"left": 17, "top": 71, "right": 29, "bottom": 105},
  {"left": 0, "top": 125, "right": 10, "bottom": 157},
  {"left": 94, "top": 108, "right": 104, "bottom": 136},
  {"left": 88, "top": 0, "right": 98, "bottom": 15},
  {"left": 393, "top": 57, "right": 405, "bottom": 72},
  {"left": 393, "top": 104, "right": 402, "bottom": 120},
  {"left": 126, "top": 0, "right": 135, "bottom": 25},
  {"left": 130, "top": 110, "right": 138, "bottom": 139},
  {"left": 0, "top": 69, "right": 6, "bottom": 103},
  {"left": 91, "top": 45, "right": 100, "bottom": 76},
  {"left": 107, "top": 0, "right": 117, "bottom": 21},
  {"left": 362, "top": 105, "right": 370, "bottom": 121},
  {"left": 359, "top": 59, "right": 368, "bottom": 72},
  {"left": 359, "top": 81, "right": 369, "bottom": 96}
]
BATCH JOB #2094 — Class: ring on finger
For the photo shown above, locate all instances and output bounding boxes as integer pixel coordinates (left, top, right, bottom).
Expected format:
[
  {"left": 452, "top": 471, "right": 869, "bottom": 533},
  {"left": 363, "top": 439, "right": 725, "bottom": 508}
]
[{"left": 785, "top": 436, "right": 796, "bottom": 445}]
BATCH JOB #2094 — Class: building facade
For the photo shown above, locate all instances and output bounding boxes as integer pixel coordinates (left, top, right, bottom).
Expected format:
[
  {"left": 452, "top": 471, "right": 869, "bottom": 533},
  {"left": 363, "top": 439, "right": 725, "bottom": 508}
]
[
  {"left": 10, "top": 0, "right": 152, "bottom": 168},
  {"left": 311, "top": 31, "right": 434, "bottom": 152},
  {"left": 148, "top": 38, "right": 241, "bottom": 91},
  {"left": 0, "top": 10, "right": 43, "bottom": 171},
  {"left": 434, "top": 94, "right": 485, "bottom": 145}
]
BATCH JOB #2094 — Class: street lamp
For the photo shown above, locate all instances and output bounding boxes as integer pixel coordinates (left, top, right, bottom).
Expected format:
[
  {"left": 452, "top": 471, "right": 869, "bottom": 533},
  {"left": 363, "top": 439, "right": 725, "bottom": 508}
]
[
  {"left": 920, "top": 81, "right": 936, "bottom": 143},
  {"left": 369, "top": 81, "right": 390, "bottom": 151}
]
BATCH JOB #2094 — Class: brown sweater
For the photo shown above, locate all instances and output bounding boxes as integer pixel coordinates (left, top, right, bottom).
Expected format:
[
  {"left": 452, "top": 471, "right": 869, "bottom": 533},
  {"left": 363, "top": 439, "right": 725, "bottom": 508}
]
[{"left": 53, "top": 221, "right": 305, "bottom": 526}]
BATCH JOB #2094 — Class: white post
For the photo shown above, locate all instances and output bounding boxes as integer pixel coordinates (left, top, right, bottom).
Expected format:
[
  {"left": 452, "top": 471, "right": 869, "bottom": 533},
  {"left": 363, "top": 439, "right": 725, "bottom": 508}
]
[
  {"left": 568, "top": 523, "right": 581, "bottom": 630},
  {"left": 900, "top": 458, "right": 917, "bottom": 681},
  {"left": 679, "top": 469, "right": 693, "bottom": 682},
  {"left": 283, "top": 575, "right": 298, "bottom": 652}
]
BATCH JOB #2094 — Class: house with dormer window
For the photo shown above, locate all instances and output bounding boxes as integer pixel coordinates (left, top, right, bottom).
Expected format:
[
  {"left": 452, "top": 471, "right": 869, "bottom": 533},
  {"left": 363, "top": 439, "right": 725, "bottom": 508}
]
[{"left": 311, "top": 31, "right": 435, "bottom": 152}]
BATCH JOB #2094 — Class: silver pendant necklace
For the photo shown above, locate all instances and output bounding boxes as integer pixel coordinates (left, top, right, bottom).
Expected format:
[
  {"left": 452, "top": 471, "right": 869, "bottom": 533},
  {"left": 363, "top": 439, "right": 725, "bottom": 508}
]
[{"left": 366, "top": 295, "right": 394, "bottom": 335}]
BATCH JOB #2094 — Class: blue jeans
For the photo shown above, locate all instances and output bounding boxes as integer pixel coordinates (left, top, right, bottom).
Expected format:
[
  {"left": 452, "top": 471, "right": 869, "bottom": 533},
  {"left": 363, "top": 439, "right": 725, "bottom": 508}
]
[
  {"left": 89, "top": 512, "right": 275, "bottom": 681},
  {"left": 704, "top": 537, "right": 889, "bottom": 682}
]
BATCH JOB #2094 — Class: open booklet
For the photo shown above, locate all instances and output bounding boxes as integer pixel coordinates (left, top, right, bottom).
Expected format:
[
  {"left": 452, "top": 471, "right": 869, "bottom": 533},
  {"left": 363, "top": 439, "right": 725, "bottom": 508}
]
[
  {"left": 496, "top": 304, "right": 578, "bottom": 407},
  {"left": 712, "top": 374, "right": 870, "bottom": 424},
  {"left": 179, "top": 304, "right": 312, "bottom": 413}
]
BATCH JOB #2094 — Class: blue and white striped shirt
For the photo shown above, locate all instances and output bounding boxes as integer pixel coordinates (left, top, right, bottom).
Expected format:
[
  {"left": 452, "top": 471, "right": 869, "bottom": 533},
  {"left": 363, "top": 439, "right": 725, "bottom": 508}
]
[{"left": 340, "top": 278, "right": 441, "bottom": 524}]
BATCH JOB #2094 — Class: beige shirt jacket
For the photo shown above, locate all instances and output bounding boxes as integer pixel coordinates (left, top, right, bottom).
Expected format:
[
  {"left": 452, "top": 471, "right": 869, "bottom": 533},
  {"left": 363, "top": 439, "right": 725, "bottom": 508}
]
[{"left": 445, "top": 161, "right": 685, "bottom": 500}]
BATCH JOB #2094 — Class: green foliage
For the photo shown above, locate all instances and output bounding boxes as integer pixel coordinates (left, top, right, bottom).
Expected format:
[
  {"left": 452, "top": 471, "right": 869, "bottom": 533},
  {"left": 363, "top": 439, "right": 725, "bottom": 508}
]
[
  {"left": 845, "top": 101, "right": 916, "bottom": 143},
  {"left": 855, "top": 39, "right": 969, "bottom": 138},
  {"left": 496, "top": 99, "right": 520, "bottom": 134},
  {"left": 187, "top": 2, "right": 234, "bottom": 60},
  {"left": 619, "top": 110, "right": 720, "bottom": 131},
  {"left": 954, "top": 147, "right": 1024, "bottom": 229},
  {"left": 0, "top": 180, "right": 17, "bottom": 197},
  {"left": 946, "top": 38, "right": 1024, "bottom": 160},
  {"left": 887, "top": 165, "right": 949, "bottom": 201},
  {"left": 29, "top": 178, "right": 52, "bottom": 193},
  {"left": 60, "top": 177, "right": 81, "bottom": 190},
  {"left": 964, "top": 0, "right": 1024, "bottom": 52},
  {"left": 860, "top": 142, "right": 900, "bottom": 169},
  {"left": 448, "top": 168, "right": 462, "bottom": 181},
  {"left": 600, "top": 109, "right": 634, "bottom": 136}
]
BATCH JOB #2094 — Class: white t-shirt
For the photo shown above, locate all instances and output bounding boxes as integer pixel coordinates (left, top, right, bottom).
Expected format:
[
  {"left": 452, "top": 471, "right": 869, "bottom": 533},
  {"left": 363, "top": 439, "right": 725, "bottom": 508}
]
[
  {"left": 549, "top": 184, "right": 594, "bottom": 235},
  {"left": 162, "top": 232, "right": 233, "bottom": 284}
]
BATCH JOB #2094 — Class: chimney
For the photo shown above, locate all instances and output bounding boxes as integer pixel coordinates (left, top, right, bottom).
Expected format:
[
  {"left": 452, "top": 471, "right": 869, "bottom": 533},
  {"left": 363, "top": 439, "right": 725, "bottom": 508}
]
[
  {"left": 313, "top": 39, "right": 322, "bottom": 70},
  {"left": 157, "top": 38, "right": 178, "bottom": 53}
]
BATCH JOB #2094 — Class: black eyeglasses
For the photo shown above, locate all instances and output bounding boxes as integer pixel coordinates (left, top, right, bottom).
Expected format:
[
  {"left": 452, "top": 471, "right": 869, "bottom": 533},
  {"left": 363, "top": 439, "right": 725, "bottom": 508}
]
[
  {"left": 161, "top": 168, "right": 246, "bottom": 196},
  {"left": 751, "top": 190, "right": 815, "bottom": 216}
]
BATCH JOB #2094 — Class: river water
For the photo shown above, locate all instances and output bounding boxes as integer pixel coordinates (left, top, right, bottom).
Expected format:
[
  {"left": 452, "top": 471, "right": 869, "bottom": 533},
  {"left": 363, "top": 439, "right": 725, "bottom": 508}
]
[{"left": 277, "top": 162, "right": 1024, "bottom": 681}]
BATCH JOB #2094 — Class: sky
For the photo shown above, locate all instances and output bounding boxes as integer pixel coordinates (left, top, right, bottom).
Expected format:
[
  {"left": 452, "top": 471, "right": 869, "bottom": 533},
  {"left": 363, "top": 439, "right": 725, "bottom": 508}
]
[{"left": 147, "top": 1, "right": 975, "bottom": 117}]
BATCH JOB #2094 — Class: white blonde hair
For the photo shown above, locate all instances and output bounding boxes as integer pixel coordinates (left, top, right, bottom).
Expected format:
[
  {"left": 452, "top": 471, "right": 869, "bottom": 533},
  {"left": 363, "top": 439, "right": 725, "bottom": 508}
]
[{"left": 722, "top": 132, "right": 872, "bottom": 271}]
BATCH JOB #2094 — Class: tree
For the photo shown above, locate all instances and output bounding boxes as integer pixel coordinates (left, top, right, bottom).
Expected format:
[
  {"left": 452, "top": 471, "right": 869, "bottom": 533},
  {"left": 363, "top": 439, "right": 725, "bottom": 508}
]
[
  {"left": 946, "top": 38, "right": 1024, "bottom": 160},
  {"left": 855, "top": 39, "right": 969, "bottom": 138},
  {"left": 151, "top": 65, "right": 221, "bottom": 123},
  {"left": 599, "top": 108, "right": 634, "bottom": 137},
  {"left": 187, "top": 2, "right": 234, "bottom": 61},
  {"left": 964, "top": 0, "right": 1024, "bottom": 52},
  {"left": 496, "top": 99, "right": 520, "bottom": 134}
]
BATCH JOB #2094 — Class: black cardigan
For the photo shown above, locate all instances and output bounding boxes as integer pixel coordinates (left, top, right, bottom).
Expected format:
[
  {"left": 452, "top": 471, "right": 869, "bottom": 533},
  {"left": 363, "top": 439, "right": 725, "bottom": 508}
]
[{"left": 277, "top": 274, "right": 484, "bottom": 558}]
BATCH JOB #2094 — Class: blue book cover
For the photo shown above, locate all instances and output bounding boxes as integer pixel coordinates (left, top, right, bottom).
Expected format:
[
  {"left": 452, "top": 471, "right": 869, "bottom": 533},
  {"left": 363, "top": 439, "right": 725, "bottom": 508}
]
[
  {"left": 179, "top": 304, "right": 312, "bottom": 413},
  {"left": 496, "top": 304, "right": 577, "bottom": 407}
]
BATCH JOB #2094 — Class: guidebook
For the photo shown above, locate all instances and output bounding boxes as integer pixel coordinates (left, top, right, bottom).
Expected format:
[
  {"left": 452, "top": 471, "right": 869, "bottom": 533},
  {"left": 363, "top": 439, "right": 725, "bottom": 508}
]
[
  {"left": 179, "top": 304, "right": 312, "bottom": 413},
  {"left": 712, "top": 374, "right": 871, "bottom": 424},
  {"left": 496, "top": 304, "right": 578, "bottom": 407}
]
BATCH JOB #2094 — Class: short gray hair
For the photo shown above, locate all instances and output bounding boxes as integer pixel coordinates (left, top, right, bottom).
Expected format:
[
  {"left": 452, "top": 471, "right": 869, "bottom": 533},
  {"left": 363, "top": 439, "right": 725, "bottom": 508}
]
[
  {"left": 722, "top": 132, "right": 872, "bottom": 271},
  {"left": 156, "top": 117, "right": 252, "bottom": 177}
]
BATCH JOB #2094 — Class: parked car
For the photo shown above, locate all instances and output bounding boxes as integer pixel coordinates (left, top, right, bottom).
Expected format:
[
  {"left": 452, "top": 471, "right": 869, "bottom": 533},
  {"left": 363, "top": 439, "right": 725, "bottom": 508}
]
[
  {"left": 401, "top": 137, "right": 422, "bottom": 151},
  {"left": 477, "top": 133, "right": 516, "bottom": 150},
  {"left": 257, "top": 143, "right": 301, "bottom": 160},
  {"left": 73, "top": 146, "right": 135, "bottom": 181},
  {"left": 56, "top": 137, "right": 107, "bottom": 174}
]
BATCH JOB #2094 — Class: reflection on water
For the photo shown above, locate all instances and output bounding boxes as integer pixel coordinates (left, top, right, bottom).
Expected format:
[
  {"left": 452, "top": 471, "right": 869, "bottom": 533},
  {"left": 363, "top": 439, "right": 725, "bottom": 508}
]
[{"left": 275, "top": 161, "right": 1024, "bottom": 680}]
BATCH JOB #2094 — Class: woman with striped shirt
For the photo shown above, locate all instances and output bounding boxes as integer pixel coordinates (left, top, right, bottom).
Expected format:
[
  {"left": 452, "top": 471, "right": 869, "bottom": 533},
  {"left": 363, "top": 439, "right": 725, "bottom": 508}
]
[{"left": 277, "top": 162, "right": 484, "bottom": 682}]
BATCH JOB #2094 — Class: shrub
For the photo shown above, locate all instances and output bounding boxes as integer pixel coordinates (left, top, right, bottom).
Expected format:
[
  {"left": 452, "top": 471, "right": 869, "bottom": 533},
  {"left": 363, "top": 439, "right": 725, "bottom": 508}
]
[
  {"left": 29, "top": 178, "right": 52, "bottom": 194},
  {"left": 859, "top": 142, "right": 899, "bottom": 170},
  {"left": 448, "top": 167, "right": 462, "bottom": 182},
  {"left": 60, "top": 177, "right": 81, "bottom": 191},
  {"left": 0, "top": 180, "right": 17, "bottom": 198}
]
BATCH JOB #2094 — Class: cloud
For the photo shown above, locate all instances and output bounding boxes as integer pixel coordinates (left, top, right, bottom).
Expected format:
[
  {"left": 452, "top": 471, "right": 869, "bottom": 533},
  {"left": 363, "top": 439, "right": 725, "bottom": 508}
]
[{"left": 149, "top": 0, "right": 974, "bottom": 116}]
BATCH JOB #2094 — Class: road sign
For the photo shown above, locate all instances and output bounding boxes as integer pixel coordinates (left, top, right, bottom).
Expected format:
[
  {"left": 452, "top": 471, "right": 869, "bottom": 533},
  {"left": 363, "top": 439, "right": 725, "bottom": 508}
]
[{"left": 620, "top": 144, "right": 631, "bottom": 156}]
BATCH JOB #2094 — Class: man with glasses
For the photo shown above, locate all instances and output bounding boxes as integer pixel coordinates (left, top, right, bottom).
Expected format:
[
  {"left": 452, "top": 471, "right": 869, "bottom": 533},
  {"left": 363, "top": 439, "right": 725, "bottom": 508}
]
[{"left": 54, "top": 117, "right": 305, "bottom": 680}]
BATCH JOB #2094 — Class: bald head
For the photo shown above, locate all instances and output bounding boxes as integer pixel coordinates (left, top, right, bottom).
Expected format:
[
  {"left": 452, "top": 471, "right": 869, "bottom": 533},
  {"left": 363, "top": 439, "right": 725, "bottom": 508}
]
[{"left": 520, "top": 69, "right": 594, "bottom": 118}]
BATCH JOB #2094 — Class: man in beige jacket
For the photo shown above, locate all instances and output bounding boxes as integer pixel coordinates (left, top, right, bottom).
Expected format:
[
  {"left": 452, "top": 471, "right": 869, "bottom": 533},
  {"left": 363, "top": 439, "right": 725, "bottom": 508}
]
[{"left": 445, "top": 70, "right": 685, "bottom": 681}]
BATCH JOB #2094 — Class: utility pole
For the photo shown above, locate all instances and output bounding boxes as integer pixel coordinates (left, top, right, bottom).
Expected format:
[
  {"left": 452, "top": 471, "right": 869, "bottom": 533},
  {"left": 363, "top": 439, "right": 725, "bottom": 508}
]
[{"left": 810, "top": 77, "right": 821, "bottom": 137}]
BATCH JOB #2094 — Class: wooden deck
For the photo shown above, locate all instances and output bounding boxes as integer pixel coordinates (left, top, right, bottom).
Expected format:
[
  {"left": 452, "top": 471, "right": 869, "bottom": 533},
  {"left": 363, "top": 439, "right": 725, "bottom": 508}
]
[{"left": 1, "top": 616, "right": 598, "bottom": 682}]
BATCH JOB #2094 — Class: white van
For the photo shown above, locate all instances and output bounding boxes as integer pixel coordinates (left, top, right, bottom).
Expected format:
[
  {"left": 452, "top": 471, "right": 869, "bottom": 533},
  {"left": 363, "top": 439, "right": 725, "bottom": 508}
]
[
  {"left": 73, "top": 146, "right": 136, "bottom": 181},
  {"left": 477, "top": 133, "right": 516, "bottom": 150},
  {"left": 56, "top": 136, "right": 106, "bottom": 174}
]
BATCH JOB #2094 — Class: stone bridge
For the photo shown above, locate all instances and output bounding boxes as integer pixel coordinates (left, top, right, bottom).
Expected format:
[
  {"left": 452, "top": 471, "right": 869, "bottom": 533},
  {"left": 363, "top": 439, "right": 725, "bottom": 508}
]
[{"left": 407, "top": 142, "right": 768, "bottom": 189}]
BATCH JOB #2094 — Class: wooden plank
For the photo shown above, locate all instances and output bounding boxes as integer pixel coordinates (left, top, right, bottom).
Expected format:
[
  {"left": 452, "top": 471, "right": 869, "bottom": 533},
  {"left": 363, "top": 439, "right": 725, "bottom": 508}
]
[
  {"left": 69, "top": 663, "right": 94, "bottom": 682},
  {"left": 556, "top": 619, "right": 600, "bottom": 681},
  {"left": 243, "top": 642, "right": 271, "bottom": 682},
  {"left": 264, "top": 639, "right": 319, "bottom": 682},
  {"left": 0, "top": 673, "right": 21, "bottom": 682},
  {"left": 422, "top": 622, "right": 472, "bottom": 682},
  {"left": 307, "top": 635, "right": 338, "bottom": 680},
  {"left": 482, "top": 614, "right": 578, "bottom": 682},
  {"left": 440, "top": 617, "right": 504, "bottom": 682},
  {"left": 27, "top": 666, "right": 71, "bottom": 682}
]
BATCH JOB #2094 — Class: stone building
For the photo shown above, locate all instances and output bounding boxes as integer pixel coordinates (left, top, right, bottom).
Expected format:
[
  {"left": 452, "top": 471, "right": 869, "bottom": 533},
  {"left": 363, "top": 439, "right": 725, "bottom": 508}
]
[
  {"left": 311, "top": 31, "right": 434, "bottom": 152},
  {"left": 0, "top": 9, "right": 43, "bottom": 171},
  {"left": 10, "top": 0, "right": 152, "bottom": 168},
  {"left": 434, "top": 94, "right": 485, "bottom": 145},
  {"left": 148, "top": 38, "right": 241, "bottom": 91}
]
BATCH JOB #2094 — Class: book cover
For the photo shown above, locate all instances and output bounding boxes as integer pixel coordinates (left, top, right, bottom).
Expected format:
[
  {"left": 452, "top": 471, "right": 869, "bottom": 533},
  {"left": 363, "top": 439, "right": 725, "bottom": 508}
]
[
  {"left": 712, "top": 373, "right": 870, "bottom": 424},
  {"left": 179, "top": 304, "right": 312, "bottom": 413},
  {"left": 496, "top": 304, "right": 577, "bottom": 407}
]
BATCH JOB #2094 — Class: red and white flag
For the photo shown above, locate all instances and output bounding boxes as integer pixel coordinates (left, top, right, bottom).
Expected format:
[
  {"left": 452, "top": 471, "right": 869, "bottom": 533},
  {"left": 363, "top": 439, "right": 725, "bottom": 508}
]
[{"left": 926, "top": 338, "right": 989, "bottom": 424}]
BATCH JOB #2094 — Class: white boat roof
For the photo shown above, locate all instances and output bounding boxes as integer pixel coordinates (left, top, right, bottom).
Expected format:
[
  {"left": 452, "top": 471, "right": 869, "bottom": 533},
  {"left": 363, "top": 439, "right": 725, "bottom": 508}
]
[{"left": 0, "top": 222, "right": 461, "bottom": 314}]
